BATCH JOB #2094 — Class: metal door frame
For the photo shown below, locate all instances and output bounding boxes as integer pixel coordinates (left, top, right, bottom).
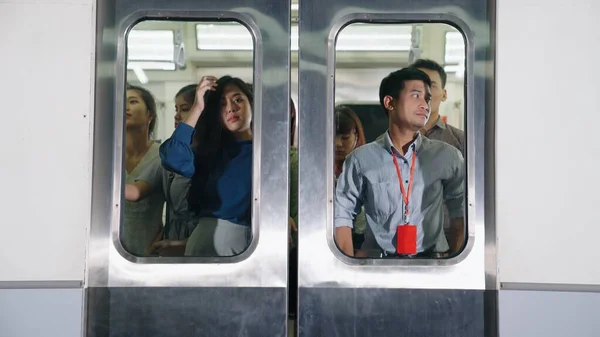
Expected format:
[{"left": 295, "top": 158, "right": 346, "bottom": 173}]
[
  {"left": 86, "top": 1, "right": 291, "bottom": 336},
  {"left": 296, "top": 0, "right": 496, "bottom": 335}
]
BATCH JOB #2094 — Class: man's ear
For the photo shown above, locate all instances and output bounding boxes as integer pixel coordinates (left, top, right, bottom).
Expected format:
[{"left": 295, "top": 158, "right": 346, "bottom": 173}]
[{"left": 383, "top": 95, "right": 395, "bottom": 111}]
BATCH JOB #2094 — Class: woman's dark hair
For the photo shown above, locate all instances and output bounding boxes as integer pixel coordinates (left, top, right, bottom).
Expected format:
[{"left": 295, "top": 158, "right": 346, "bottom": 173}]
[
  {"left": 188, "top": 75, "right": 254, "bottom": 212},
  {"left": 335, "top": 106, "right": 366, "bottom": 147},
  {"left": 175, "top": 84, "right": 197, "bottom": 104},
  {"left": 126, "top": 84, "right": 158, "bottom": 136}
]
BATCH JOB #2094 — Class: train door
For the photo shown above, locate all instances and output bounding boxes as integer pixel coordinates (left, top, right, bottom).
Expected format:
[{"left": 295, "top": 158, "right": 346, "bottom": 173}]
[
  {"left": 86, "top": 1, "right": 292, "bottom": 336},
  {"left": 294, "top": 0, "right": 496, "bottom": 336},
  {"left": 85, "top": 0, "right": 495, "bottom": 335}
]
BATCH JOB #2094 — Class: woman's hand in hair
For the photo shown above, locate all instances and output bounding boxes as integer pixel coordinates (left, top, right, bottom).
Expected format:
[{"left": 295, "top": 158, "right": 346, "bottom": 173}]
[
  {"left": 191, "top": 76, "right": 218, "bottom": 115},
  {"left": 183, "top": 76, "right": 218, "bottom": 128}
]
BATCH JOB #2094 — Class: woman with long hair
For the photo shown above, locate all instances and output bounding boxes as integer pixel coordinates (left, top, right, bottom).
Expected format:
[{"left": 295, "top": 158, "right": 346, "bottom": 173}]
[
  {"left": 122, "top": 84, "right": 164, "bottom": 256},
  {"left": 124, "top": 84, "right": 200, "bottom": 256}
]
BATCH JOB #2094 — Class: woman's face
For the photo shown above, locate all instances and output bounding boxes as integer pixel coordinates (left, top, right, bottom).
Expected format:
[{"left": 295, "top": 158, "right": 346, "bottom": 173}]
[
  {"left": 125, "top": 89, "right": 152, "bottom": 132},
  {"left": 219, "top": 83, "right": 252, "bottom": 135},
  {"left": 174, "top": 94, "right": 192, "bottom": 129},
  {"left": 335, "top": 128, "right": 358, "bottom": 161}
]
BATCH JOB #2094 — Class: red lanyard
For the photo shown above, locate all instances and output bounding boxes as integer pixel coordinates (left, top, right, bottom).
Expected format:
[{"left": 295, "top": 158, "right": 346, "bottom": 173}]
[{"left": 391, "top": 149, "right": 417, "bottom": 222}]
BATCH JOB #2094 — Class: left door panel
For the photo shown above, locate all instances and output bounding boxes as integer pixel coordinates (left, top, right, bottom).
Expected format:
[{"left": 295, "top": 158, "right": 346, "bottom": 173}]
[{"left": 86, "top": 0, "right": 291, "bottom": 336}]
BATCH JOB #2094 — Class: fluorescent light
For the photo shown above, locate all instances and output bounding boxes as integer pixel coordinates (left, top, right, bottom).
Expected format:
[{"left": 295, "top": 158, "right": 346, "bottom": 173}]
[
  {"left": 444, "top": 31, "right": 465, "bottom": 65},
  {"left": 337, "top": 24, "right": 412, "bottom": 51},
  {"left": 127, "top": 30, "right": 175, "bottom": 62},
  {"left": 291, "top": 3, "right": 299, "bottom": 10},
  {"left": 444, "top": 31, "right": 466, "bottom": 77},
  {"left": 127, "top": 61, "right": 176, "bottom": 71},
  {"left": 196, "top": 23, "right": 412, "bottom": 51},
  {"left": 196, "top": 23, "right": 254, "bottom": 50}
]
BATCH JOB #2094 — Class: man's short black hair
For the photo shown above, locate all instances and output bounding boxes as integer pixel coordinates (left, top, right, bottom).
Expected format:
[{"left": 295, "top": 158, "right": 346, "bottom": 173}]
[
  {"left": 410, "top": 58, "right": 447, "bottom": 88},
  {"left": 378, "top": 67, "right": 432, "bottom": 115}
]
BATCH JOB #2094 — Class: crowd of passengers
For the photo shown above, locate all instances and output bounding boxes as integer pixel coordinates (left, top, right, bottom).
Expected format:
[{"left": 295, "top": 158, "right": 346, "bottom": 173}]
[{"left": 122, "top": 58, "right": 464, "bottom": 260}]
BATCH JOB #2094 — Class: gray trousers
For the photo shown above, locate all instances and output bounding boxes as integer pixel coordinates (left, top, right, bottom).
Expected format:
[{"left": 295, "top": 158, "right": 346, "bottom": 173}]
[{"left": 184, "top": 218, "right": 251, "bottom": 257}]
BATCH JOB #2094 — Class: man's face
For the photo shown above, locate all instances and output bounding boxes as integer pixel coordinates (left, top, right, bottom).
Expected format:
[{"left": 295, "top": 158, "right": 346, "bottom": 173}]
[
  {"left": 417, "top": 67, "right": 447, "bottom": 116},
  {"left": 385, "top": 80, "right": 432, "bottom": 131}
]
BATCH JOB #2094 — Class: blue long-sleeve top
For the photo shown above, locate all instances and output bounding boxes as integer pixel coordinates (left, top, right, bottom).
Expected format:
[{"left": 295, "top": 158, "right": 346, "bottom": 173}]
[{"left": 159, "top": 123, "right": 252, "bottom": 226}]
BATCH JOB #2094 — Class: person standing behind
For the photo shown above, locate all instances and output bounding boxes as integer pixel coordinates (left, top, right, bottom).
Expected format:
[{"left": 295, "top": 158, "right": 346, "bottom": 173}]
[
  {"left": 411, "top": 59, "right": 464, "bottom": 155},
  {"left": 411, "top": 59, "right": 465, "bottom": 250},
  {"left": 334, "top": 106, "right": 367, "bottom": 250},
  {"left": 122, "top": 85, "right": 164, "bottom": 256},
  {"left": 124, "top": 84, "right": 201, "bottom": 256}
]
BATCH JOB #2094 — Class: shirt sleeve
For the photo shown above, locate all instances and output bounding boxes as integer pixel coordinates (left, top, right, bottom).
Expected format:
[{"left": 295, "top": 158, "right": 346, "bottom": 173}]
[
  {"left": 159, "top": 123, "right": 196, "bottom": 178},
  {"left": 443, "top": 147, "right": 465, "bottom": 219},
  {"left": 334, "top": 155, "right": 364, "bottom": 229}
]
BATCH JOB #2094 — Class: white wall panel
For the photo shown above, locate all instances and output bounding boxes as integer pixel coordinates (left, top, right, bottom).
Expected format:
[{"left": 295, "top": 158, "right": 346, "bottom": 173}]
[
  {"left": 497, "top": 0, "right": 600, "bottom": 284},
  {"left": 0, "top": 0, "right": 95, "bottom": 281}
]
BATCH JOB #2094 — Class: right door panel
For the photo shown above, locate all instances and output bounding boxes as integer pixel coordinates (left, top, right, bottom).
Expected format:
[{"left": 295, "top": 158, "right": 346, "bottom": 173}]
[{"left": 296, "top": 0, "right": 497, "bottom": 336}]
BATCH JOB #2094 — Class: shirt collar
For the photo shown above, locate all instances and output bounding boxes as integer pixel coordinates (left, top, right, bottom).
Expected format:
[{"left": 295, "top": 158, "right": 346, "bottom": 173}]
[
  {"left": 378, "top": 130, "right": 422, "bottom": 155},
  {"left": 431, "top": 115, "right": 446, "bottom": 130}
]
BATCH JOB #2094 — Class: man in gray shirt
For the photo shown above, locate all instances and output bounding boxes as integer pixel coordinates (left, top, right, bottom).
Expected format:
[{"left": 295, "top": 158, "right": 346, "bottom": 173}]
[
  {"left": 334, "top": 68, "right": 465, "bottom": 258},
  {"left": 412, "top": 59, "right": 465, "bottom": 247},
  {"left": 412, "top": 59, "right": 464, "bottom": 154}
]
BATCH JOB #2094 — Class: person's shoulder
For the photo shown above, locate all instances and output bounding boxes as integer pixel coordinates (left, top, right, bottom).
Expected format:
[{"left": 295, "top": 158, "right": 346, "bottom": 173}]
[
  {"left": 349, "top": 137, "right": 387, "bottom": 163},
  {"left": 421, "top": 136, "right": 462, "bottom": 159},
  {"left": 446, "top": 123, "right": 464, "bottom": 140},
  {"left": 148, "top": 141, "right": 161, "bottom": 155}
]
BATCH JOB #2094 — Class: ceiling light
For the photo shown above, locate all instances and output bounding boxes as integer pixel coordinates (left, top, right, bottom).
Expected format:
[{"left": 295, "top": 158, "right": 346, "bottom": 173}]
[{"left": 444, "top": 31, "right": 465, "bottom": 65}]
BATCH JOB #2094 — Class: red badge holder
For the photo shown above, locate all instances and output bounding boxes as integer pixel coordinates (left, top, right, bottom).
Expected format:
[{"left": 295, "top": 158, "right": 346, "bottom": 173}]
[
  {"left": 396, "top": 224, "right": 417, "bottom": 255},
  {"left": 392, "top": 149, "right": 418, "bottom": 255}
]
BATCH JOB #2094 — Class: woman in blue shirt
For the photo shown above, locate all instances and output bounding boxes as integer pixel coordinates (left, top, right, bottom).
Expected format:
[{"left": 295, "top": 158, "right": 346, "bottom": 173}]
[{"left": 160, "top": 75, "right": 255, "bottom": 256}]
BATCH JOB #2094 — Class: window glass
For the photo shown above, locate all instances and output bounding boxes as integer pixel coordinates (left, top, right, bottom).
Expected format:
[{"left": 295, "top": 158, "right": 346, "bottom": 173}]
[
  {"left": 122, "top": 20, "right": 255, "bottom": 258},
  {"left": 332, "top": 23, "right": 467, "bottom": 260}
]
